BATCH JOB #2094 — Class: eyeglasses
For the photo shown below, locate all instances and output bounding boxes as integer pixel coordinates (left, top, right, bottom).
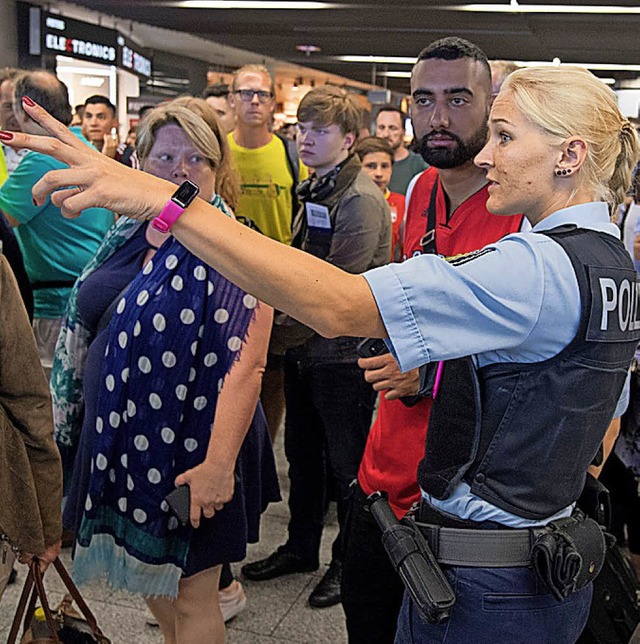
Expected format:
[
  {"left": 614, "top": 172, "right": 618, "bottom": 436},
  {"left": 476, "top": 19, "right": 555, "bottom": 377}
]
[{"left": 233, "top": 89, "right": 273, "bottom": 104}]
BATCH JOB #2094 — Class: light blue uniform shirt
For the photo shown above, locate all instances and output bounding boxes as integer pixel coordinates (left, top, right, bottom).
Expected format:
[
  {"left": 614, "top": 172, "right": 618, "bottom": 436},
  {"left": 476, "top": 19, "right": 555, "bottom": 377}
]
[{"left": 364, "top": 202, "right": 627, "bottom": 526}]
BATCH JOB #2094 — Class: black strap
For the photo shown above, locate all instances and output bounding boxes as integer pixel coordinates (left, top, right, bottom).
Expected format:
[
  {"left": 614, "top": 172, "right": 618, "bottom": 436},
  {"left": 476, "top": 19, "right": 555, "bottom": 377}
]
[{"left": 420, "top": 179, "right": 440, "bottom": 255}]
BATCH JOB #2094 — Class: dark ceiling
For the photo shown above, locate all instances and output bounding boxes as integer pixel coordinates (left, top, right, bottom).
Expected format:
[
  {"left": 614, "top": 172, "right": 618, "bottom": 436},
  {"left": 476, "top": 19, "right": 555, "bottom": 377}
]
[{"left": 68, "top": 0, "right": 640, "bottom": 93}]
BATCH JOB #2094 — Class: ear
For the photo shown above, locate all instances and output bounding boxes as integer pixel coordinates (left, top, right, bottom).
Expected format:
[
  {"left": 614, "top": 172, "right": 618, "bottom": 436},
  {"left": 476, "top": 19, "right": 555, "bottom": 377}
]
[
  {"left": 344, "top": 132, "right": 356, "bottom": 151},
  {"left": 558, "top": 137, "right": 588, "bottom": 174}
]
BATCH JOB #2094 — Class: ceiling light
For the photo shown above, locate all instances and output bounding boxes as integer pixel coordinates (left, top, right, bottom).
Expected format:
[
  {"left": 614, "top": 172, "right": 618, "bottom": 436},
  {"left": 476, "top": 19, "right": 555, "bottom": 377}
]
[
  {"left": 377, "top": 71, "right": 412, "bottom": 78},
  {"left": 514, "top": 61, "right": 640, "bottom": 72},
  {"left": 334, "top": 55, "right": 416, "bottom": 64},
  {"left": 449, "top": 3, "right": 640, "bottom": 14},
  {"left": 335, "top": 55, "right": 640, "bottom": 74},
  {"left": 296, "top": 44, "right": 322, "bottom": 54},
  {"left": 173, "top": 1, "right": 336, "bottom": 8}
]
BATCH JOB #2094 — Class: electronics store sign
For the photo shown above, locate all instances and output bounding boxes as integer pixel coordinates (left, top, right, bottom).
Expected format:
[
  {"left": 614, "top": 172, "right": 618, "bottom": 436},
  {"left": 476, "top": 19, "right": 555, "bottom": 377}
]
[
  {"left": 118, "top": 37, "right": 152, "bottom": 78},
  {"left": 43, "top": 14, "right": 117, "bottom": 63}
]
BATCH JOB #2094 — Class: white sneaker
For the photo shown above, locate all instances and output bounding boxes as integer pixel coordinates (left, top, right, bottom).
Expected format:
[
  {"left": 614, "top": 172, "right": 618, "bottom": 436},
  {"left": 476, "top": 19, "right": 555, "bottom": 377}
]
[{"left": 218, "top": 580, "right": 247, "bottom": 622}]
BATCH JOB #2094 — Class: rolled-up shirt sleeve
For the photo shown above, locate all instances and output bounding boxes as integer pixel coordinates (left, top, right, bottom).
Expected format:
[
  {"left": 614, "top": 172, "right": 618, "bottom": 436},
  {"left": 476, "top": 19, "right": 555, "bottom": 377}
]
[{"left": 363, "top": 234, "right": 579, "bottom": 372}]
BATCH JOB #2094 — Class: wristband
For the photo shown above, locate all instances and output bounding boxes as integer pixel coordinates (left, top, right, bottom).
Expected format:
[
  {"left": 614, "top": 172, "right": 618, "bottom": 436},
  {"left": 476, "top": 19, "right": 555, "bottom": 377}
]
[{"left": 151, "top": 180, "right": 200, "bottom": 233}]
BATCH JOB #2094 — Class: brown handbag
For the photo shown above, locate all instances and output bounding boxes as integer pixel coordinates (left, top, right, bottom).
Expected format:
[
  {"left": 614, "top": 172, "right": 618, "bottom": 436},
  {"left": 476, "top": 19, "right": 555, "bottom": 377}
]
[{"left": 7, "top": 558, "right": 110, "bottom": 644}]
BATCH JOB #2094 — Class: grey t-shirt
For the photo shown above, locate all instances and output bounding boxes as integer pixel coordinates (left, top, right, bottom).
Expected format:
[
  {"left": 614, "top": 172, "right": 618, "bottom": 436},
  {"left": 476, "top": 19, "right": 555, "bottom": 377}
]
[{"left": 388, "top": 150, "right": 428, "bottom": 195}]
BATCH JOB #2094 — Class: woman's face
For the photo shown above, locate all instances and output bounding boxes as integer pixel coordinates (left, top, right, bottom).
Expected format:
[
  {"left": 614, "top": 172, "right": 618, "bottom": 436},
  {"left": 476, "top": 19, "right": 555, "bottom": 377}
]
[
  {"left": 142, "top": 123, "right": 216, "bottom": 201},
  {"left": 475, "top": 91, "right": 564, "bottom": 225}
]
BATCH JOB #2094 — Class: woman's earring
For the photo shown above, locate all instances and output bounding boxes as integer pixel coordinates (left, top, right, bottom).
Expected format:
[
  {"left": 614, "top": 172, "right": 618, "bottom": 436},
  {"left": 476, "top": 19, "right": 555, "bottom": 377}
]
[{"left": 555, "top": 169, "right": 572, "bottom": 176}]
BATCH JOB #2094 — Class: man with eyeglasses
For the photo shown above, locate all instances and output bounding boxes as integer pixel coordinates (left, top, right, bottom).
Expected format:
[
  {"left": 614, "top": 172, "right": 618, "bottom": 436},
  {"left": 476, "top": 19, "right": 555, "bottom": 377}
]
[
  {"left": 228, "top": 64, "right": 307, "bottom": 246},
  {"left": 228, "top": 64, "right": 309, "bottom": 444}
]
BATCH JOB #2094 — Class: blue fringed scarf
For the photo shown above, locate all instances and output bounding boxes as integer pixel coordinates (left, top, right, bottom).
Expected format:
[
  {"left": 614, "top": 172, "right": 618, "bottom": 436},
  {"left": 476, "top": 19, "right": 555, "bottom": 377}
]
[{"left": 72, "top": 219, "right": 258, "bottom": 598}]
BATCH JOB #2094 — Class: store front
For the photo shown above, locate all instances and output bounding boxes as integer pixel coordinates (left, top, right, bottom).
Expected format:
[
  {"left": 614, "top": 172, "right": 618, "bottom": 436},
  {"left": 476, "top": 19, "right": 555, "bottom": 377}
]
[{"left": 18, "top": 3, "right": 152, "bottom": 136}]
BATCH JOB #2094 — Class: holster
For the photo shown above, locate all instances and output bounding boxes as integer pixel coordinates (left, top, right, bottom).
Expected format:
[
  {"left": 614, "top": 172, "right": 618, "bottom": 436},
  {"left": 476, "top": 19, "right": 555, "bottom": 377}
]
[
  {"left": 530, "top": 510, "right": 606, "bottom": 601},
  {"left": 368, "top": 492, "right": 456, "bottom": 624}
]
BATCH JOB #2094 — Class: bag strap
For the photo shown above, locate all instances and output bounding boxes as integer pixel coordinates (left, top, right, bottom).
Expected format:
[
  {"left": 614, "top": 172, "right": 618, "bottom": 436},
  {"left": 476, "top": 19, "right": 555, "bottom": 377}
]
[
  {"left": 7, "top": 561, "right": 60, "bottom": 643},
  {"left": 7, "top": 564, "right": 34, "bottom": 643},
  {"left": 420, "top": 179, "right": 440, "bottom": 255},
  {"left": 53, "top": 557, "right": 109, "bottom": 641}
]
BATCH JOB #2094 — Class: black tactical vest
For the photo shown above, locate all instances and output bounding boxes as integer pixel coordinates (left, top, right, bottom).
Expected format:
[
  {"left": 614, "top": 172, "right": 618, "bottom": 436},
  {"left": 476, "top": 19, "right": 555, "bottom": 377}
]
[{"left": 418, "top": 225, "right": 640, "bottom": 520}]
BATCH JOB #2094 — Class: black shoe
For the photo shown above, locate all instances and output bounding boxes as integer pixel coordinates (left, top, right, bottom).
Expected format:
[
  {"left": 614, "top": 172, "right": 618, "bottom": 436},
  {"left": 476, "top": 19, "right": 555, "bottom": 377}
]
[
  {"left": 241, "top": 548, "right": 318, "bottom": 581},
  {"left": 7, "top": 567, "right": 17, "bottom": 585},
  {"left": 308, "top": 560, "right": 341, "bottom": 608}
]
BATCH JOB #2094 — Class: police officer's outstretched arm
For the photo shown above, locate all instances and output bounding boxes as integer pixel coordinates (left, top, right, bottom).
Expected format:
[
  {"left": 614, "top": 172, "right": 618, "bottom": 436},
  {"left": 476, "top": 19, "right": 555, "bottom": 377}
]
[{"left": 2, "top": 99, "right": 386, "bottom": 342}]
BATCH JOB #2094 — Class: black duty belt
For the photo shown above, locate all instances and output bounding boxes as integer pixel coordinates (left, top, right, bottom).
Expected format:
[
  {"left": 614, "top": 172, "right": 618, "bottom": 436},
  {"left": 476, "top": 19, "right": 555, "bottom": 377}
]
[{"left": 415, "top": 521, "right": 534, "bottom": 567}]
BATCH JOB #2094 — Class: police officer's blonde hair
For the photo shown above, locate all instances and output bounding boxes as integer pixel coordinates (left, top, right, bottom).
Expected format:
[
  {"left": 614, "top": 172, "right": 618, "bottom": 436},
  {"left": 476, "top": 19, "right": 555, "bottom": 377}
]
[{"left": 502, "top": 66, "right": 639, "bottom": 211}]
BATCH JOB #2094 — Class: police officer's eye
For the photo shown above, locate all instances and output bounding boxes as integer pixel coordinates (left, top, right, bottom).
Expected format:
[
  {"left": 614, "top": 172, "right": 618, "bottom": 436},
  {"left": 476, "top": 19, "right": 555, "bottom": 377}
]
[
  {"left": 451, "top": 97, "right": 467, "bottom": 106},
  {"left": 413, "top": 96, "right": 431, "bottom": 107}
]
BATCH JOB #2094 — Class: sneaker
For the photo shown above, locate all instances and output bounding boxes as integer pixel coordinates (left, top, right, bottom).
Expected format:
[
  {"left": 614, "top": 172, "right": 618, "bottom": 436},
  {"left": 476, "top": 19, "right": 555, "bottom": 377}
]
[{"left": 218, "top": 580, "right": 247, "bottom": 622}]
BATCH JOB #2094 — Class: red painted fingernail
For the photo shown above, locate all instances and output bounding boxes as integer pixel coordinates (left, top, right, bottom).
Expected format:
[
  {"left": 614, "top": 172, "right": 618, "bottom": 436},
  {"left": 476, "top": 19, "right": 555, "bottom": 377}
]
[
  {"left": 0, "top": 131, "right": 13, "bottom": 141},
  {"left": 22, "top": 96, "right": 35, "bottom": 107}
]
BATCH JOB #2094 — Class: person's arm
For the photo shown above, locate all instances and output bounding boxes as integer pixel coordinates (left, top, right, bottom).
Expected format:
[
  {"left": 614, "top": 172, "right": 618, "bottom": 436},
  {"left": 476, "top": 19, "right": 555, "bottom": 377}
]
[
  {"left": 0, "top": 256, "right": 62, "bottom": 554},
  {"left": 175, "top": 301, "right": 274, "bottom": 528},
  {"left": 0, "top": 210, "right": 19, "bottom": 227},
  {"left": 3, "top": 102, "right": 386, "bottom": 341},
  {"left": 588, "top": 417, "right": 621, "bottom": 479}
]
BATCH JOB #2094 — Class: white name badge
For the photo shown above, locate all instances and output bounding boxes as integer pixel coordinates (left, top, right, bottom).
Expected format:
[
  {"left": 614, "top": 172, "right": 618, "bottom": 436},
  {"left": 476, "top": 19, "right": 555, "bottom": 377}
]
[{"left": 305, "top": 202, "right": 332, "bottom": 230}]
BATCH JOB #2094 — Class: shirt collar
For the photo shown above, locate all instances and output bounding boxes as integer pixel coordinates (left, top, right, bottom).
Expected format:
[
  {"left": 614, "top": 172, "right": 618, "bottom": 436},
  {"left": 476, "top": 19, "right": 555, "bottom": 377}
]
[{"left": 532, "top": 202, "right": 619, "bottom": 238}]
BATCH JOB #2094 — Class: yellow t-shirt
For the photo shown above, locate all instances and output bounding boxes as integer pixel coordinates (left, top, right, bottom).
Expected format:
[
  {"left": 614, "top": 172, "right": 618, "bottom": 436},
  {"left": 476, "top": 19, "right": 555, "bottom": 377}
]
[
  {"left": 0, "top": 146, "right": 8, "bottom": 187},
  {"left": 228, "top": 134, "right": 308, "bottom": 245}
]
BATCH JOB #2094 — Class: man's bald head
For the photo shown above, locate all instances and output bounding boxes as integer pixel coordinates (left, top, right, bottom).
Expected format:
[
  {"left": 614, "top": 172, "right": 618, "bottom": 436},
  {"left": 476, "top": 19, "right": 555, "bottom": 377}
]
[{"left": 13, "top": 71, "right": 72, "bottom": 131}]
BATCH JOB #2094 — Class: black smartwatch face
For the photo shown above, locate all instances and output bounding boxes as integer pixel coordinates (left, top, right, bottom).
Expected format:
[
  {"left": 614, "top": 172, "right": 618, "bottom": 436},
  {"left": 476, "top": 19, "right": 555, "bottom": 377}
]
[{"left": 173, "top": 180, "right": 200, "bottom": 208}]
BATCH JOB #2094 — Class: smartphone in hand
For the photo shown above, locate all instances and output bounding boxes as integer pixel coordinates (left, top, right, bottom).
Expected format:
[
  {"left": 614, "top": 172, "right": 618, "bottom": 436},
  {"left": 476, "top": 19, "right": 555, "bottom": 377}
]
[
  {"left": 164, "top": 485, "right": 191, "bottom": 526},
  {"left": 357, "top": 337, "right": 390, "bottom": 359}
]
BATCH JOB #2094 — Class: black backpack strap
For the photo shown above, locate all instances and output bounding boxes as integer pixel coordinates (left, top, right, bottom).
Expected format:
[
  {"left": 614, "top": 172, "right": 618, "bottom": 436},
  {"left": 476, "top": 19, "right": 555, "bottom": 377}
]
[
  {"left": 420, "top": 179, "right": 440, "bottom": 255},
  {"left": 275, "top": 133, "right": 301, "bottom": 226}
]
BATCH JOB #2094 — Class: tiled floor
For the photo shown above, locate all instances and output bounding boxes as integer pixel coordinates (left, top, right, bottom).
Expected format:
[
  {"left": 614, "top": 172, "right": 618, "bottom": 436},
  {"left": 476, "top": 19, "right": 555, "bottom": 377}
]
[{"left": 0, "top": 430, "right": 347, "bottom": 643}]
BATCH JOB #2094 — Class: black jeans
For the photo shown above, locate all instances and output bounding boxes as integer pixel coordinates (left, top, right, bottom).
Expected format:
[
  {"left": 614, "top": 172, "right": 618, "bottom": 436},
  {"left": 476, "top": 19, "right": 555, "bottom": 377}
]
[
  {"left": 342, "top": 482, "right": 406, "bottom": 644},
  {"left": 283, "top": 354, "right": 375, "bottom": 563}
]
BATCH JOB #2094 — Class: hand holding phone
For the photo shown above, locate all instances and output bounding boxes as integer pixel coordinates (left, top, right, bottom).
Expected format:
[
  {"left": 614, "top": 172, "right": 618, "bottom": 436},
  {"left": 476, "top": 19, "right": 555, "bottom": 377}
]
[
  {"left": 164, "top": 484, "right": 191, "bottom": 526},
  {"left": 357, "top": 337, "right": 390, "bottom": 358}
]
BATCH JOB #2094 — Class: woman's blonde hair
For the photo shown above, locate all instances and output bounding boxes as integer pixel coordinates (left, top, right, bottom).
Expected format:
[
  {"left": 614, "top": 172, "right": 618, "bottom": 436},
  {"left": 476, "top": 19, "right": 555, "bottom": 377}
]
[
  {"left": 136, "top": 97, "right": 240, "bottom": 209},
  {"left": 502, "top": 66, "right": 639, "bottom": 211}
]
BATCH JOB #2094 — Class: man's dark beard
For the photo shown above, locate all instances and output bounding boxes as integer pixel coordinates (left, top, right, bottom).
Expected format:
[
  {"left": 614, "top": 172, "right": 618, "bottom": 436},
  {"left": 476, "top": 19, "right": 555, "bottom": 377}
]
[{"left": 418, "top": 122, "right": 488, "bottom": 169}]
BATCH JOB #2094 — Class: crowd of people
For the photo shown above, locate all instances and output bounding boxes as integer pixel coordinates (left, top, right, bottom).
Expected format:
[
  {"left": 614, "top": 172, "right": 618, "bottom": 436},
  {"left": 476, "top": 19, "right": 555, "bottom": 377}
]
[{"left": 1, "top": 34, "right": 640, "bottom": 644}]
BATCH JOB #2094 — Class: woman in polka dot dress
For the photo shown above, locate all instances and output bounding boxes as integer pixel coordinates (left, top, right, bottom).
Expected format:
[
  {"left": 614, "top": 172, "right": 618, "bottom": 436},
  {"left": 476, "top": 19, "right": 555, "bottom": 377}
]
[{"left": 53, "top": 101, "right": 279, "bottom": 643}]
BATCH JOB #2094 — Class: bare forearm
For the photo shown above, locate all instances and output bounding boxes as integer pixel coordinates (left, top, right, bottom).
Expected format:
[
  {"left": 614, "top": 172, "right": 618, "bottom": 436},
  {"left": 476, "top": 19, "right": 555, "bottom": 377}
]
[
  {"left": 172, "top": 201, "right": 387, "bottom": 339},
  {"left": 588, "top": 417, "right": 621, "bottom": 479},
  {"left": 205, "top": 304, "right": 272, "bottom": 469}
]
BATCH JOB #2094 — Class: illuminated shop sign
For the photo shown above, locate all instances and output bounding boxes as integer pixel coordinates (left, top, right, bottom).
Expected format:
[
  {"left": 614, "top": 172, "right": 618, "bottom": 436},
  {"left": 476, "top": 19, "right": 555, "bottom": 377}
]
[
  {"left": 119, "top": 37, "right": 152, "bottom": 78},
  {"left": 43, "top": 13, "right": 117, "bottom": 64}
]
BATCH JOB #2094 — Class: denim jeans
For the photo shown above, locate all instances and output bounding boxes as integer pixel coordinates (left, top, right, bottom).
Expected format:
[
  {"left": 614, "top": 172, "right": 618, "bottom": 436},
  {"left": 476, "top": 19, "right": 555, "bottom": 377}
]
[
  {"left": 395, "top": 565, "right": 592, "bottom": 644},
  {"left": 283, "top": 355, "right": 376, "bottom": 563}
]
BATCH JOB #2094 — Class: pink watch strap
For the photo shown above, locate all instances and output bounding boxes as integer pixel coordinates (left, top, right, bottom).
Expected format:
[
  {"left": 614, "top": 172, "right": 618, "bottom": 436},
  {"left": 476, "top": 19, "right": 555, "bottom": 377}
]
[{"left": 151, "top": 199, "right": 185, "bottom": 233}]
